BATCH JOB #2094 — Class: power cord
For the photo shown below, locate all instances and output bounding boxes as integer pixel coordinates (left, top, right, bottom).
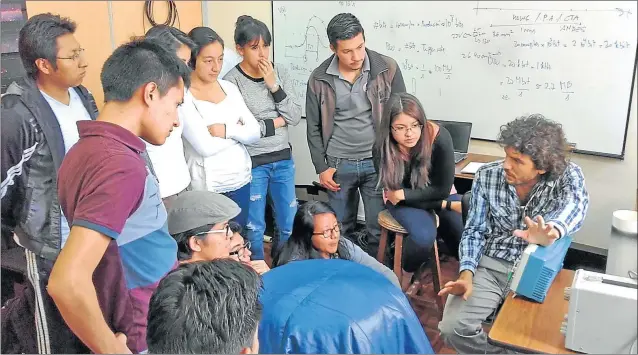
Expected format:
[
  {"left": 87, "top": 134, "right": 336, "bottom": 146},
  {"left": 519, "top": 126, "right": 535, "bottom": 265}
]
[{"left": 142, "top": 0, "right": 180, "bottom": 33}]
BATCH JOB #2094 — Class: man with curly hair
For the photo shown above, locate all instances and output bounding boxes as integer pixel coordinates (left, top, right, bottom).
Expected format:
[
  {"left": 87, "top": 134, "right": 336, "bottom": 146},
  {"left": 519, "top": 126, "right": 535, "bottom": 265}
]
[{"left": 438, "top": 114, "right": 589, "bottom": 353}]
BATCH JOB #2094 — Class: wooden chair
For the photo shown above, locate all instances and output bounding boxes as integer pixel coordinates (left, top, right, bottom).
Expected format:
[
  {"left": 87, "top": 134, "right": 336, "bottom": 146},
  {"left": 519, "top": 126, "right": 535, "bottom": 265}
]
[{"left": 376, "top": 210, "right": 444, "bottom": 319}]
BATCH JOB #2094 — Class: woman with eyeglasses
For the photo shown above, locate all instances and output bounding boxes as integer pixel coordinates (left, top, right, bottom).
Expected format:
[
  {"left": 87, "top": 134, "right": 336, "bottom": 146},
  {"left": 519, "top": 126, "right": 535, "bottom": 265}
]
[
  {"left": 228, "top": 221, "right": 270, "bottom": 274},
  {"left": 373, "top": 92, "right": 457, "bottom": 273},
  {"left": 273, "top": 201, "right": 399, "bottom": 287}
]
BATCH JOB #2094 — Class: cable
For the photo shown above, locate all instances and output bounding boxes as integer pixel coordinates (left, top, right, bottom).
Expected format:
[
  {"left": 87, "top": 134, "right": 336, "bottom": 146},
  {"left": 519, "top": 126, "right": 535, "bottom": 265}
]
[
  {"left": 629, "top": 338, "right": 637, "bottom": 354},
  {"left": 142, "top": 0, "right": 180, "bottom": 33}
]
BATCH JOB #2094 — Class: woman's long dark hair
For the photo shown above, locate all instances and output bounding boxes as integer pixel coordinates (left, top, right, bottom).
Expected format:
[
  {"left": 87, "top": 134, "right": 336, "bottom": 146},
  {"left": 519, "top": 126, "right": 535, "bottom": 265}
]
[
  {"left": 234, "top": 15, "right": 272, "bottom": 48},
  {"left": 374, "top": 92, "right": 434, "bottom": 191},
  {"left": 187, "top": 26, "right": 224, "bottom": 69},
  {"left": 145, "top": 25, "right": 196, "bottom": 53},
  {"left": 272, "top": 201, "right": 350, "bottom": 267}
]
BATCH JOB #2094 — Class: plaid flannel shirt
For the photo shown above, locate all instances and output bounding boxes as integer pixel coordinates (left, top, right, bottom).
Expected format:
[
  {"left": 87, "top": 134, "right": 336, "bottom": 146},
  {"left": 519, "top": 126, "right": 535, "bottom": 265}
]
[{"left": 459, "top": 160, "right": 589, "bottom": 274}]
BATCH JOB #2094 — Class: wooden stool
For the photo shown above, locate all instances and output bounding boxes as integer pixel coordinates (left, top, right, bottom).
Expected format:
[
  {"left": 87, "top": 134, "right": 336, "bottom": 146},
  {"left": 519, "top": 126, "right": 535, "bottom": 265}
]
[{"left": 377, "top": 210, "right": 444, "bottom": 319}]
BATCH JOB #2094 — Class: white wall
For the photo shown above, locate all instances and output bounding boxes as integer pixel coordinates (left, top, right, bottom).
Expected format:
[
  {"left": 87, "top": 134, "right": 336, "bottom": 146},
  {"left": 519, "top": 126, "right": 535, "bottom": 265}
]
[
  {"left": 206, "top": 1, "right": 638, "bottom": 253},
  {"left": 465, "top": 78, "right": 637, "bottom": 253}
]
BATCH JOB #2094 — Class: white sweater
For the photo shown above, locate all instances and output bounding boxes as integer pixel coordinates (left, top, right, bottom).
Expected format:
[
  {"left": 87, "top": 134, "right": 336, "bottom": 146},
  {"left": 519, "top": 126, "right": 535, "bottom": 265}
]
[
  {"left": 145, "top": 96, "right": 191, "bottom": 198},
  {"left": 182, "top": 79, "right": 260, "bottom": 193}
]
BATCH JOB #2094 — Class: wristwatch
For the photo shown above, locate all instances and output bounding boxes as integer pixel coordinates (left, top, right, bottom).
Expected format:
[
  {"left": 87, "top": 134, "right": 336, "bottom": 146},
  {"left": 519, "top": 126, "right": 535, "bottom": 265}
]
[{"left": 270, "top": 83, "right": 280, "bottom": 93}]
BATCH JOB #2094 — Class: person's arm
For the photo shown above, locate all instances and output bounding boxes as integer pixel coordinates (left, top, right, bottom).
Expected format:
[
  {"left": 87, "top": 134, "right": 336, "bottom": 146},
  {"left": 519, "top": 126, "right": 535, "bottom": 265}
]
[
  {"left": 344, "top": 239, "right": 401, "bottom": 288},
  {"left": 443, "top": 200, "right": 463, "bottom": 214},
  {"left": 543, "top": 164, "right": 590, "bottom": 238},
  {"left": 305, "top": 79, "right": 330, "bottom": 174},
  {"left": 1, "top": 97, "right": 36, "bottom": 201},
  {"left": 180, "top": 92, "right": 237, "bottom": 157},
  {"left": 48, "top": 227, "right": 131, "bottom": 354},
  {"left": 1, "top": 97, "right": 38, "bottom": 248},
  {"left": 223, "top": 83, "right": 260, "bottom": 145},
  {"left": 402, "top": 129, "right": 456, "bottom": 206},
  {"left": 458, "top": 176, "right": 490, "bottom": 275},
  {"left": 224, "top": 71, "right": 278, "bottom": 138},
  {"left": 48, "top": 157, "right": 146, "bottom": 354},
  {"left": 273, "top": 67, "right": 302, "bottom": 126}
]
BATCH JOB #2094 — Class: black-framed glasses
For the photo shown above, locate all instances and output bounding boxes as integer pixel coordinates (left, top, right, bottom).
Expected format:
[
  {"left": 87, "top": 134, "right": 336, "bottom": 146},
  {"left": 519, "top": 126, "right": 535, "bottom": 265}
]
[
  {"left": 193, "top": 224, "right": 231, "bottom": 238},
  {"left": 312, "top": 223, "right": 342, "bottom": 239},
  {"left": 229, "top": 241, "right": 251, "bottom": 258},
  {"left": 57, "top": 48, "right": 85, "bottom": 61},
  {"left": 391, "top": 123, "right": 423, "bottom": 135}
]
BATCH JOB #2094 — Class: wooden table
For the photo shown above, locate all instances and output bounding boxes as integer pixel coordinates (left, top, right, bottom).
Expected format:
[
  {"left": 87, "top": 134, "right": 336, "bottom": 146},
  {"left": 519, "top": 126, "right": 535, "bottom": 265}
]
[
  {"left": 455, "top": 153, "right": 502, "bottom": 180},
  {"left": 488, "top": 269, "right": 579, "bottom": 354}
]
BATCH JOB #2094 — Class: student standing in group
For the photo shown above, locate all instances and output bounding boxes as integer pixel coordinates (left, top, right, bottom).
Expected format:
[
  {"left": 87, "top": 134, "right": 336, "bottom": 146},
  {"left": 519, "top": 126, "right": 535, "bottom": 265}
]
[
  {"left": 49, "top": 39, "right": 189, "bottom": 354},
  {"left": 306, "top": 13, "right": 406, "bottom": 258},
  {"left": 143, "top": 25, "right": 196, "bottom": 208},
  {"left": 1, "top": 13, "right": 98, "bottom": 353},
  {"left": 183, "top": 27, "right": 260, "bottom": 228},
  {"left": 373, "top": 92, "right": 456, "bottom": 272},
  {"left": 224, "top": 15, "right": 302, "bottom": 260},
  {"left": 438, "top": 115, "right": 589, "bottom": 354}
]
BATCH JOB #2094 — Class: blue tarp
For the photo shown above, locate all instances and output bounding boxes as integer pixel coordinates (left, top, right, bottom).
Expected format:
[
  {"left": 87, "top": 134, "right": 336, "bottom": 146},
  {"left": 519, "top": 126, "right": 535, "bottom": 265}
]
[{"left": 259, "top": 258, "right": 434, "bottom": 354}]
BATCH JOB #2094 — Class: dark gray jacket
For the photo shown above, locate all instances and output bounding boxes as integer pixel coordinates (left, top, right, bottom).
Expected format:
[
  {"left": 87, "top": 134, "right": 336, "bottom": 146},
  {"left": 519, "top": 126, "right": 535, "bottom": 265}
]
[
  {"left": 1, "top": 77, "right": 98, "bottom": 260},
  {"left": 306, "top": 49, "right": 406, "bottom": 174}
]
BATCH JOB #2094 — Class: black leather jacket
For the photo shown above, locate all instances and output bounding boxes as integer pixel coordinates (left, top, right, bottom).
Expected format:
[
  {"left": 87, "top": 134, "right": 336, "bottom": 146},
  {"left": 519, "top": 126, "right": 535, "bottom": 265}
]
[{"left": 1, "top": 76, "right": 98, "bottom": 260}]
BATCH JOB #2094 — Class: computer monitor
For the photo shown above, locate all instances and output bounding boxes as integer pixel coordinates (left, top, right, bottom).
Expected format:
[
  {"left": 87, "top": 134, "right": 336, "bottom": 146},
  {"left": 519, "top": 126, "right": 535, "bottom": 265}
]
[{"left": 434, "top": 120, "right": 472, "bottom": 153}]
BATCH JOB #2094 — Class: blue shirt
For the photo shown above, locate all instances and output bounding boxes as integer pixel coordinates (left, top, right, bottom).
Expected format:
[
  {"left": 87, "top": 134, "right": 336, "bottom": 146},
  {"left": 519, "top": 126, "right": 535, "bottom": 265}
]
[{"left": 460, "top": 160, "right": 589, "bottom": 274}]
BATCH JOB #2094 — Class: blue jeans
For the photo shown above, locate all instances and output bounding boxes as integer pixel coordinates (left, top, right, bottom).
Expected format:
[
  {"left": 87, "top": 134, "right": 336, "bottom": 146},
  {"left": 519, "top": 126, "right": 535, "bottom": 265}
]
[
  {"left": 386, "top": 202, "right": 438, "bottom": 272},
  {"left": 222, "top": 182, "right": 250, "bottom": 229},
  {"left": 326, "top": 156, "right": 384, "bottom": 257},
  {"left": 386, "top": 202, "right": 438, "bottom": 249},
  {"left": 246, "top": 159, "right": 297, "bottom": 260}
]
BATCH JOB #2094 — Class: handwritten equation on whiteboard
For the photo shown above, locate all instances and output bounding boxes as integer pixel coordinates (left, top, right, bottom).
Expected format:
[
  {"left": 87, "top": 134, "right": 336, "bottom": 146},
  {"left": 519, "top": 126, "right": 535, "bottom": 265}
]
[{"left": 274, "top": 1, "right": 635, "bottom": 109}]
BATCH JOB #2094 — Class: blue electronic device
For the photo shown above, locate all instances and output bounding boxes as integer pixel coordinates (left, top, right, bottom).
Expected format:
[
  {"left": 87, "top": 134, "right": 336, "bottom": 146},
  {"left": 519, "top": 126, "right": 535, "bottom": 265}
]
[{"left": 509, "top": 236, "right": 573, "bottom": 303}]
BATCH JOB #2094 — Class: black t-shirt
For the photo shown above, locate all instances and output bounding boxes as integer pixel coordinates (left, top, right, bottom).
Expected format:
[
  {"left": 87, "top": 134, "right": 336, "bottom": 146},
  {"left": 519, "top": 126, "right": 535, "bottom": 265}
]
[{"left": 374, "top": 125, "right": 456, "bottom": 211}]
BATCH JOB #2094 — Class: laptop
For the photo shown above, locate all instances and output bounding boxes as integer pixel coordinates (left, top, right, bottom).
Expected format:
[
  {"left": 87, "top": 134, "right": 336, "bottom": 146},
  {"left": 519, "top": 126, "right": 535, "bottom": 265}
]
[{"left": 433, "top": 120, "right": 472, "bottom": 163}]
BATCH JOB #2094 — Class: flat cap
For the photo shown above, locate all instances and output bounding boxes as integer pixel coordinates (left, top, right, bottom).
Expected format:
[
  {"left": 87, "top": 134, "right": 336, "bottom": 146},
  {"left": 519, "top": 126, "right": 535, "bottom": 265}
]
[{"left": 167, "top": 191, "right": 240, "bottom": 235}]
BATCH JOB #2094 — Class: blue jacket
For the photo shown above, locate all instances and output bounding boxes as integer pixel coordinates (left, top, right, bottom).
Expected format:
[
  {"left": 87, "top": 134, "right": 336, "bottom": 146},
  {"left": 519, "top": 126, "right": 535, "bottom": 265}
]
[{"left": 259, "top": 259, "right": 433, "bottom": 354}]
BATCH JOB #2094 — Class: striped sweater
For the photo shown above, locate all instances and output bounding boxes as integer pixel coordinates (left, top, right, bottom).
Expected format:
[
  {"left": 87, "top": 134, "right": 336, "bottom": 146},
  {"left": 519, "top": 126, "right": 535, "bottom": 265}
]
[{"left": 223, "top": 64, "right": 302, "bottom": 167}]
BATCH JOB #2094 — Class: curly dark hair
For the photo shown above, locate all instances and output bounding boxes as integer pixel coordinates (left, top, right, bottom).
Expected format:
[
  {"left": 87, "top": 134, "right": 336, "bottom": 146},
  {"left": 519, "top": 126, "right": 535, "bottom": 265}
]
[{"left": 497, "top": 114, "right": 570, "bottom": 181}]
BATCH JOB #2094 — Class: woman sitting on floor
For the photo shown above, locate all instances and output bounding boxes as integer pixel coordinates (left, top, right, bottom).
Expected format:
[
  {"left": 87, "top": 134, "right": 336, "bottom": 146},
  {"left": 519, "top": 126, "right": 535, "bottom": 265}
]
[{"left": 272, "top": 201, "right": 400, "bottom": 288}]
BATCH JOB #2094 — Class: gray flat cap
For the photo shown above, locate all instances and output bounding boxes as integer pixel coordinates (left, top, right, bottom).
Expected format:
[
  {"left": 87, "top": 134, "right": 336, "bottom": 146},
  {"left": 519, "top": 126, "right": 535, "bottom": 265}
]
[{"left": 167, "top": 190, "right": 240, "bottom": 235}]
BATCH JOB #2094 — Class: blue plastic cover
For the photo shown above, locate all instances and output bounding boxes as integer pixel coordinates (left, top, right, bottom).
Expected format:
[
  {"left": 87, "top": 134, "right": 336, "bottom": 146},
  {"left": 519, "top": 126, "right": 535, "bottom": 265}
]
[{"left": 258, "top": 259, "right": 434, "bottom": 354}]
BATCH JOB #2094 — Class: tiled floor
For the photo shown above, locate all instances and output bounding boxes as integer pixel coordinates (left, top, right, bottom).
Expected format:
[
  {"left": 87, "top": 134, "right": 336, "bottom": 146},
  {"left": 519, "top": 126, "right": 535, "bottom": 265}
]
[{"left": 263, "top": 240, "right": 458, "bottom": 354}]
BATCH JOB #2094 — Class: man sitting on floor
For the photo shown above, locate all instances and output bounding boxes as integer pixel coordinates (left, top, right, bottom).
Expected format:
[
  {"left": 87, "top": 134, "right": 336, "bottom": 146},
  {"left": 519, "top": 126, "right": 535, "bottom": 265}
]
[{"left": 167, "top": 190, "right": 270, "bottom": 275}]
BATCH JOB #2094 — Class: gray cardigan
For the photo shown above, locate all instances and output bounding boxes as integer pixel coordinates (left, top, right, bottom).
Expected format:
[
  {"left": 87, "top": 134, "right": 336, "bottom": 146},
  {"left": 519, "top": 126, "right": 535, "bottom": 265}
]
[
  {"left": 342, "top": 239, "right": 401, "bottom": 288},
  {"left": 223, "top": 65, "right": 302, "bottom": 160},
  {"left": 283, "top": 238, "right": 400, "bottom": 288}
]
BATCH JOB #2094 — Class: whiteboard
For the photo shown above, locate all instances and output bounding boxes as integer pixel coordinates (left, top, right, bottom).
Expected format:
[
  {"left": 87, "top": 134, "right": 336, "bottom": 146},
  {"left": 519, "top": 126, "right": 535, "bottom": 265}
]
[{"left": 272, "top": 1, "right": 638, "bottom": 157}]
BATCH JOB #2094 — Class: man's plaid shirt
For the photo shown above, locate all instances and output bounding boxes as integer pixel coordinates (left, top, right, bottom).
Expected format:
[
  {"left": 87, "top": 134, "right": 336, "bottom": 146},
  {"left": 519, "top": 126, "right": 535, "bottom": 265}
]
[{"left": 460, "top": 160, "right": 589, "bottom": 274}]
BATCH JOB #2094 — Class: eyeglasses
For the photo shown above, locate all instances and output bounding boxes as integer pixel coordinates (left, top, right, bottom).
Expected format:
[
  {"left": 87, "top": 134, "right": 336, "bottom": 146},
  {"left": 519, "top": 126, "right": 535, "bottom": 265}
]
[
  {"left": 229, "top": 241, "right": 251, "bottom": 258},
  {"left": 312, "top": 223, "right": 342, "bottom": 239},
  {"left": 391, "top": 123, "right": 423, "bottom": 135},
  {"left": 193, "top": 224, "right": 232, "bottom": 238},
  {"left": 57, "top": 48, "right": 85, "bottom": 61}
]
